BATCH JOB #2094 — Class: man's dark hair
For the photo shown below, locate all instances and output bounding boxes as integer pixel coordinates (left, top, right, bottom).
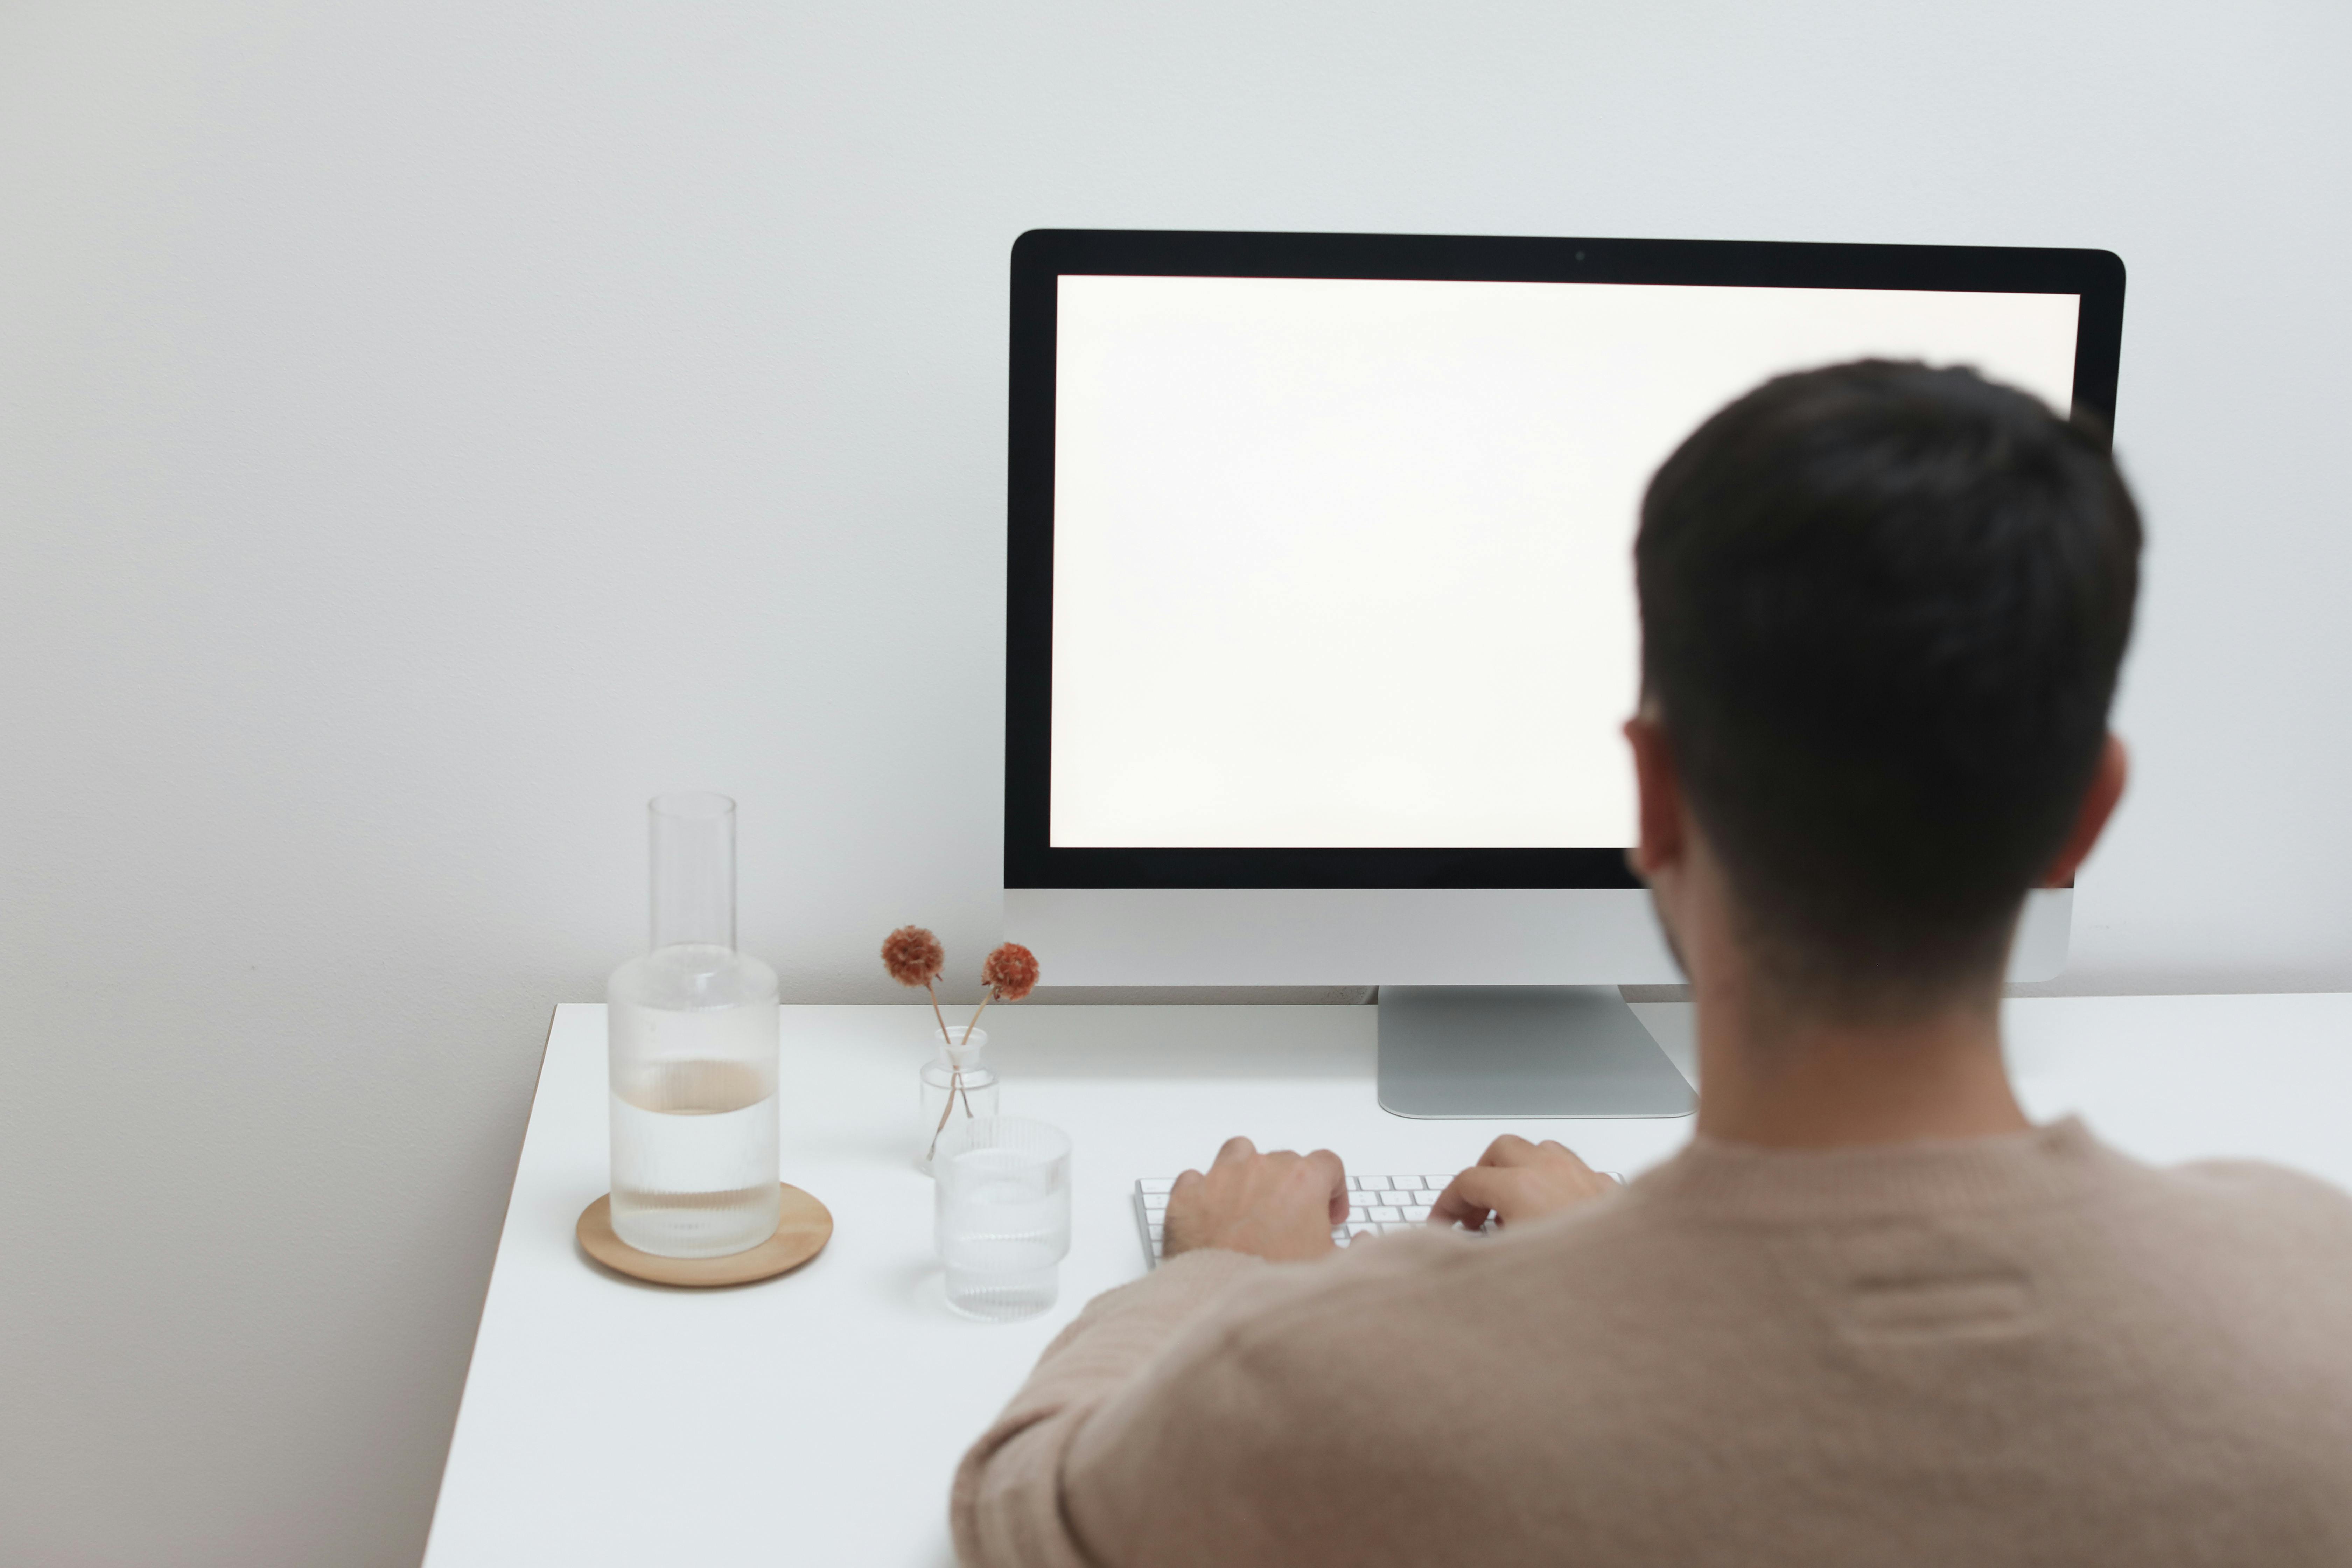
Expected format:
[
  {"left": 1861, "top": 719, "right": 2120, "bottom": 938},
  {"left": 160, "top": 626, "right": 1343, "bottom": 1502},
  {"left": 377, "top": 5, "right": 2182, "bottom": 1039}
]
[{"left": 1636, "top": 360, "right": 2141, "bottom": 1007}]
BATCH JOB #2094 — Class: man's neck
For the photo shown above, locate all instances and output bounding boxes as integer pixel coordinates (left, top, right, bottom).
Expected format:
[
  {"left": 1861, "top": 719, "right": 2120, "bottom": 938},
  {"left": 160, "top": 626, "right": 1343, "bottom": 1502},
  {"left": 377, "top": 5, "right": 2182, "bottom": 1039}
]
[{"left": 1691, "top": 977, "right": 2029, "bottom": 1149}]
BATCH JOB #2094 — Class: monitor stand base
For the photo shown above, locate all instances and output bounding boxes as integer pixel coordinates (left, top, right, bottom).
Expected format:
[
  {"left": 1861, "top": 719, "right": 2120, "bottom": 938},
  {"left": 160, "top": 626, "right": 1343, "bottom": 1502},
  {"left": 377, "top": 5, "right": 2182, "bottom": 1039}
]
[{"left": 1377, "top": 986, "right": 1697, "bottom": 1119}]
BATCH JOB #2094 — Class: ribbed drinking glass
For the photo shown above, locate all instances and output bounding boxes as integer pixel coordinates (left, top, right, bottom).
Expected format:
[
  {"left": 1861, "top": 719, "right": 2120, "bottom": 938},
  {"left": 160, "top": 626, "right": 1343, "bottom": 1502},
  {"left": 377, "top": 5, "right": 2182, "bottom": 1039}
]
[{"left": 934, "top": 1116, "right": 1071, "bottom": 1320}]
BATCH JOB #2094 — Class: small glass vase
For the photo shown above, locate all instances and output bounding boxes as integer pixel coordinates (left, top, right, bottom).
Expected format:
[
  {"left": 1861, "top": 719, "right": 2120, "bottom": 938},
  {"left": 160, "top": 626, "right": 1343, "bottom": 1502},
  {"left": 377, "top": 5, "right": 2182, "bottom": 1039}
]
[
  {"left": 606, "top": 793, "right": 781, "bottom": 1258},
  {"left": 918, "top": 1025, "right": 997, "bottom": 1176}
]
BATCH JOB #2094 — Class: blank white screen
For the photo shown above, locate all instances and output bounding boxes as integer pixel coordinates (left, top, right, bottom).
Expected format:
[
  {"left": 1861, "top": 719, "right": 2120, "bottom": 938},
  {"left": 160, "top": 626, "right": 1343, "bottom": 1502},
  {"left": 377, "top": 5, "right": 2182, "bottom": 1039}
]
[{"left": 1050, "top": 275, "right": 2080, "bottom": 849}]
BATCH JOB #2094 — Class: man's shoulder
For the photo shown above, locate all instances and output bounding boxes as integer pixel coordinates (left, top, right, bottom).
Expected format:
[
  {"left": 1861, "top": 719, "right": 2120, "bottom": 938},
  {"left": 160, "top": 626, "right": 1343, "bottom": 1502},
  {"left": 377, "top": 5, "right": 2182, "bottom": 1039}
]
[
  {"left": 2164, "top": 1152, "right": 2352, "bottom": 1213},
  {"left": 2120, "top": 1150, "right": 2352, "bottom": 1272}
]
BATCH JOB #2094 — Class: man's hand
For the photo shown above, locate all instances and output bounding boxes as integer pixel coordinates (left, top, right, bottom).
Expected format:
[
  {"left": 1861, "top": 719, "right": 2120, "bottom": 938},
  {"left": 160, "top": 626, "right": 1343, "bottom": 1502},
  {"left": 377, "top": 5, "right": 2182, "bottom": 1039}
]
[
  {"left": 1431, "top": 1134, "right": 1617, "bottom": 1231},
  {"left": 1162, "top": 1136, "right": 1349, "bottom": 1263}
]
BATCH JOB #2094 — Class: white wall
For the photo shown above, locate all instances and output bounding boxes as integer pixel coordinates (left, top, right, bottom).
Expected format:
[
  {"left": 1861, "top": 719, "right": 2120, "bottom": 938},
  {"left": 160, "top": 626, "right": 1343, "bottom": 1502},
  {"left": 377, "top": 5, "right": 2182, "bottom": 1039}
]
[{"left": 2, "top": 1, "right": 2346, "bottom": 1560}]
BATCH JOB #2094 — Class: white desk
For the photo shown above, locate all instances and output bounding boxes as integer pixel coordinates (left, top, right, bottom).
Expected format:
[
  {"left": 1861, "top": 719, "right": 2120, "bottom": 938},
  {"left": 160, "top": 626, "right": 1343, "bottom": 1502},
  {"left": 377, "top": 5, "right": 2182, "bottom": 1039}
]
[{"left": 425, "top": 996, "right": 2352, "bottom": 1567}]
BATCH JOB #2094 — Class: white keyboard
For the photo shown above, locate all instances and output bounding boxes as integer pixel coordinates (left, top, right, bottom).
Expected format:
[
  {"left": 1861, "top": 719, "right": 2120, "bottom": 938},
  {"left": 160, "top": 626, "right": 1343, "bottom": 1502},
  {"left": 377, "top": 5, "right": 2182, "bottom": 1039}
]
[{"left": 1133, "top": 1170, "right": 1620, "bottom": 1267}]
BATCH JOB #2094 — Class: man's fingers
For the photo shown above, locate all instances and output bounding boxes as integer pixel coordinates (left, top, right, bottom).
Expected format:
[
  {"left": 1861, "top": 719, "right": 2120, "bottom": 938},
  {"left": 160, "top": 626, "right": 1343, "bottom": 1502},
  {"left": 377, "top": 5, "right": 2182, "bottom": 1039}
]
[
  {"left": 1427, "top": 1188, "right": 1478, "bottom": 1228},
  {"left": 1306, "top": 1148, "right": 1348, "bottom": 1223},
  {"left": 1480, "top": 1133, "right": 1541, "bottom": 1168},
  {"left": 1538, "top": 1138, "right": 1596, "bottom": 1173},
  {"left": 1161, "top": 1138, "right": 1350, "bottom": 1264},
  {"left": 1454, "top": 1166, "right": 1512, "bottom": 1212},
  {"left": 1432, "top": 1166, "right": 1511, "bottom": 1228}
]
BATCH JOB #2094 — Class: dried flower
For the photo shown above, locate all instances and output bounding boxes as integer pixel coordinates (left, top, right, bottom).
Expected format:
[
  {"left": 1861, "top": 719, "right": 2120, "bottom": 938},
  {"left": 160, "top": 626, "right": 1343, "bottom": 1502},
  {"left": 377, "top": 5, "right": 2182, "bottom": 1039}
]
[
  {"left": 881, "top": 925, "right": 944, "bottom": 988},
  {"left": 956, "top": 940, "right": 1041, "bottom": 1054},
  {"left": 980, "top": 943, "right": 1040, "bottom": 1002}
]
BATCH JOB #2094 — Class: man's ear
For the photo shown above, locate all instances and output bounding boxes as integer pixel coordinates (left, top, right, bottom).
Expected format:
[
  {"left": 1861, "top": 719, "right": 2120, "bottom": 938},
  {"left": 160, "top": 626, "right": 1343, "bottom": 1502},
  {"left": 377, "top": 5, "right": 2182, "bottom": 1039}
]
[
  {"left": 2044, "top": 734, "right": 2128, "bottom": 887},
  {"left": 1623, "top": 712, "right": 1686, "bottom": 884}
]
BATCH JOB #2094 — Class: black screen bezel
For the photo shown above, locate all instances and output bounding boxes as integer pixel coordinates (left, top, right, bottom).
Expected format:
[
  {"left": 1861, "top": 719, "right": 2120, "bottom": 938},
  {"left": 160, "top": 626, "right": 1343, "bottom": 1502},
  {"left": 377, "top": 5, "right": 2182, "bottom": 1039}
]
[{"left": 1005, "top": 229, "right": 2126, "bottom": 891}]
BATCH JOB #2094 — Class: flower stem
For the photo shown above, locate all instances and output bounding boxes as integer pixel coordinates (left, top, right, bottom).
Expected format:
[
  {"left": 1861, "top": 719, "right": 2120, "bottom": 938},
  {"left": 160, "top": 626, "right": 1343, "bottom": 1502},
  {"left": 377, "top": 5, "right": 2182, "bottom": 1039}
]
[
  {"left": 961, "top": 986, "right": 999, "bottom": 1045},
  {"left": 926, "top": 1066, "right": 967, "bottom": 1162},
  {"left": 923, "top": 979, "right": 950, "bottom": 1048}
]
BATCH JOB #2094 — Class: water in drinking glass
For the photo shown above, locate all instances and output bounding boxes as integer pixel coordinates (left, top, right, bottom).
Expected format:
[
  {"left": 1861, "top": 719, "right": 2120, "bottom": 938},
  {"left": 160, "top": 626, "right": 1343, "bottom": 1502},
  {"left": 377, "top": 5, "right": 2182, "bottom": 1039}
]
[{"left": 935, "top": 1117, "right": 1072, "bottom": 1320}]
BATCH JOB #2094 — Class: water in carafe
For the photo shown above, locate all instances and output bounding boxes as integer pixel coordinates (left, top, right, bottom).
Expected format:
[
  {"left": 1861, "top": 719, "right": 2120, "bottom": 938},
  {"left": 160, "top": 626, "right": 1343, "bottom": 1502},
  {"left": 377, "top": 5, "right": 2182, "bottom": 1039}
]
[{"left": 609, "top": 994, "right": 780, "bottom": 1256}]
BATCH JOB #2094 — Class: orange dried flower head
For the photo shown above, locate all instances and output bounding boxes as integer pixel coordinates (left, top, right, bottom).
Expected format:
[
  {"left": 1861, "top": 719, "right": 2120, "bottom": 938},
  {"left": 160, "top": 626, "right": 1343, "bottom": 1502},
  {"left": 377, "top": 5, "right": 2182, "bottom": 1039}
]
[
  {"left": 881, "top": 925, "right": 944, "bottom": 988},
  {"left": 980, "top": 942, "right": 1040, "bottom": 1002}
]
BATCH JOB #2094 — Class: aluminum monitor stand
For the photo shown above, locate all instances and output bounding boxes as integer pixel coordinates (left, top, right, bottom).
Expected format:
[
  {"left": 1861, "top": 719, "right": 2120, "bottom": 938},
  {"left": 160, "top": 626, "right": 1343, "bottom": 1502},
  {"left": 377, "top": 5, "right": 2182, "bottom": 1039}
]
[{"left": 1377, "top": 985, "right": 1696, "bottom": 1118}]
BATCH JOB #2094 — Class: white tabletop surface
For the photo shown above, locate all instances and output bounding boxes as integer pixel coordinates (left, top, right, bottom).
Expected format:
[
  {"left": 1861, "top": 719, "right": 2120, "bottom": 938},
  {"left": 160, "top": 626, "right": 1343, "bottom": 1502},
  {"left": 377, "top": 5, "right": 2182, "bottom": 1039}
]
[{"left": 424, "top": 995, "right": 2352, "bottom": 1567}]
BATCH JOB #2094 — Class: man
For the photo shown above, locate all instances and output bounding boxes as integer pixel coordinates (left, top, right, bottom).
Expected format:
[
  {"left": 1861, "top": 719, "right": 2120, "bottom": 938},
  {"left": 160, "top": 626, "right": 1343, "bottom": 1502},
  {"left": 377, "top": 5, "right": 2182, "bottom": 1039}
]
[{"left": 952, "top": 362, "right": 2352, "bottom": 1566}]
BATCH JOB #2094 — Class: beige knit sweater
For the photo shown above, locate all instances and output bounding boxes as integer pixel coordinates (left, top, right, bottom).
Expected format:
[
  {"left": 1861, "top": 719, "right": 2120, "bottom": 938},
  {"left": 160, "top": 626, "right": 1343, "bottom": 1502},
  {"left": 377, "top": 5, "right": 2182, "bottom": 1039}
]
[{"left": 952, "top": 1119, "right": 2352, "bottom": 1566}]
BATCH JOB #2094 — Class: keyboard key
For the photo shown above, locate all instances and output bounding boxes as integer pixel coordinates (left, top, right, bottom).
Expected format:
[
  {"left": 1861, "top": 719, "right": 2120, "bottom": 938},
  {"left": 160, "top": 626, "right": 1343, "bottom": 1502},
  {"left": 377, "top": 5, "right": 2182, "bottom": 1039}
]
[
  {"left": 1369, "top": 1205, "right": 1402, "bottom": 1222},
  {"left": 1359, "top": 1175, "right": 1389, "bottom": 1191},
  {"left": 1404, "top": 1204, "right": 1432, "bottom": 1222},
  {"left": 1345, "top": 1175, "right": 1364, "bottom": 1190},
  {"left": 1143, "top": 1192, "right": 1168, "bottom": 1210},
  {"left": 1140, "top": 1178, "right": 1174, "bottom": 1194}
]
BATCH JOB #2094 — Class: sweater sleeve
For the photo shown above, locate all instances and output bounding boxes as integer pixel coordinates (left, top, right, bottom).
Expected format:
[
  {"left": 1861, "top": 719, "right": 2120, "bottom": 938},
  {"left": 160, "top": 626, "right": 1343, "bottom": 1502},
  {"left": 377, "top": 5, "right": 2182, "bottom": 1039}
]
[
  {"left": 952, "top": 1226, "right": 1483, "bottom": 1568},
  {"left": 951, "top": 1248, "right": 1268, "bottom": 1567}
]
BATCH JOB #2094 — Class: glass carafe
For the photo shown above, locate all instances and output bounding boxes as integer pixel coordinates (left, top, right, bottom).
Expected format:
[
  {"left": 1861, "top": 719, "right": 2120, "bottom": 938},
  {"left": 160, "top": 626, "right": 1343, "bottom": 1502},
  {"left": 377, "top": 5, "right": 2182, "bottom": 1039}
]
[{"left": 607, "top": 793, "right": 781, "bottom": 1258}]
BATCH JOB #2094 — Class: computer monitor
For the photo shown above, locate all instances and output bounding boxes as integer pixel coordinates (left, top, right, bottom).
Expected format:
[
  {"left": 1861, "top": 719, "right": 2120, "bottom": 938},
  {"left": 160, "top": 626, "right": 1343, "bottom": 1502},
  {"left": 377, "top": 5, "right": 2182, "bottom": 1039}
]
[{"left": 1002, "top": 230, "right": 2124, "bottom": 1116}]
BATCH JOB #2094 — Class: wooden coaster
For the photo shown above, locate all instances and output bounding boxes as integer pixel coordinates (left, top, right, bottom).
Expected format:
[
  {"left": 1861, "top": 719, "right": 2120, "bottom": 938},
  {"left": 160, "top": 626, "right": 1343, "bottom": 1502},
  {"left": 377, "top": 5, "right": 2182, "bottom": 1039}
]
[{"left": 577, "top": 1184, "right": 833, "bottom": 1287}]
